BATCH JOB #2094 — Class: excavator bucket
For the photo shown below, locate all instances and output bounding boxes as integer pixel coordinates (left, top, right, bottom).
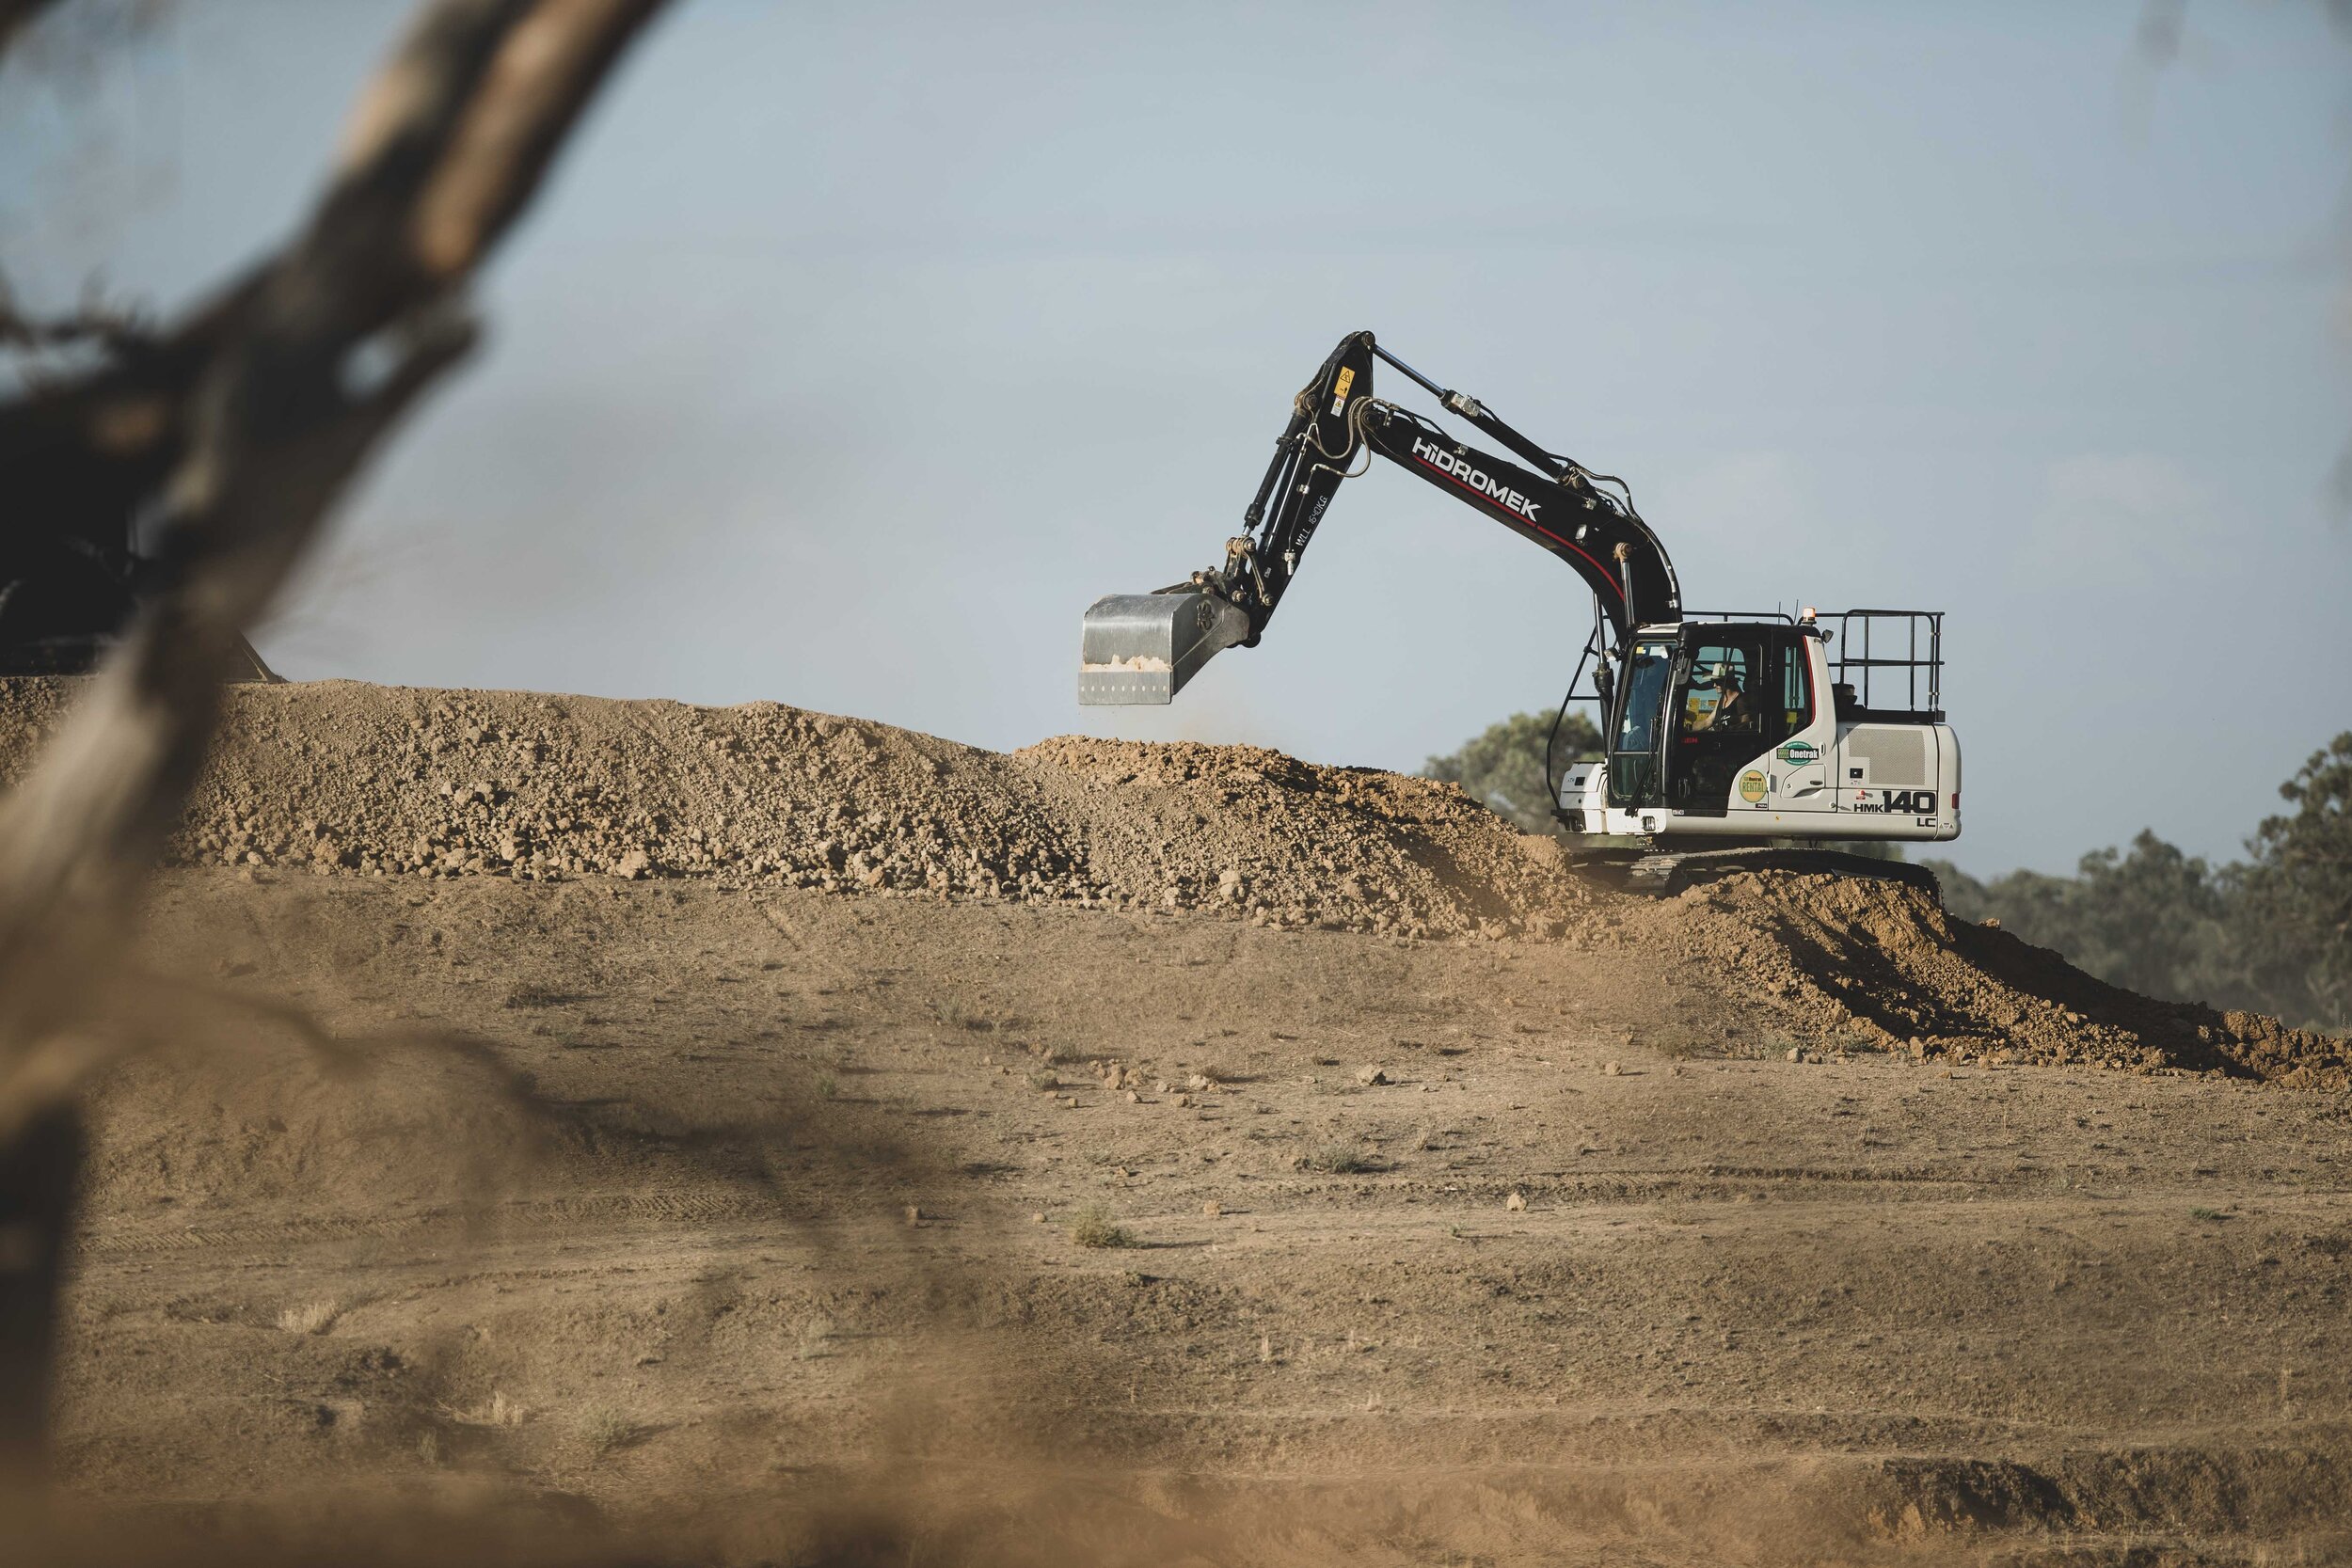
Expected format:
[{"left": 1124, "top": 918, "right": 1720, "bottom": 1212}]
[{"left": 1077, "top": 591, "right": 1250, "bottom": 705}]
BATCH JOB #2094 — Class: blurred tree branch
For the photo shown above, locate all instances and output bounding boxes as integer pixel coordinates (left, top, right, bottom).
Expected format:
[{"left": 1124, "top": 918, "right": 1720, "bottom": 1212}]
[
  {"left": 0, "top": 0, "right": 671, "bottom": 1498},
  {"left": 0, "top": 276, "right": 156, "bottom": 360},
  {"left": 0, "top": 0, "right": 66, "bottom": 53}
]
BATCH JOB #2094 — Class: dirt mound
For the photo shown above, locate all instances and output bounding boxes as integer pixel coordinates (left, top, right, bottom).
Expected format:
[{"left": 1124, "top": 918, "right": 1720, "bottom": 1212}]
[
  {"left": 1017, "top": 736, "right": 1587, "bottom": 938},
  {"left": 0, "top": 678, "right": 1589, "bottom": 940},
  {"left": 6, "top": 674, "right": 2339, "bottom": 1085},
  {"left": 1666, "top": 870, "right": 2352, "bottom": 1087}
]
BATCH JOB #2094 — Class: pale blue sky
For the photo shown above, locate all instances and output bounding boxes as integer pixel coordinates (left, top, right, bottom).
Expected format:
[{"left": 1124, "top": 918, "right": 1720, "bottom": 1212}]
[{"left": 4, "top": 1, "right": 2346, "bottom": 875}]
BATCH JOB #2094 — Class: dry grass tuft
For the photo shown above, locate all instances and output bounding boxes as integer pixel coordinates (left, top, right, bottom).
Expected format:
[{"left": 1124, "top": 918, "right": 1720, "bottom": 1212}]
[
  {"left": 1298, "top": 1141, "right": 1384, "bottom": 1175},
  {"left": 936, "top": 1001, "right": 1023, "bottom": 1034},
  {"left": 276, "top": 1298, "right": 345, "bottom": 1336},
  {"left": 578, "top": 1402, "right": 640, "bottom": 1455},
  {"left": 1643, "top": 1028, "right": 1720, "bottom": 1060},
  {"left": 1069, "top": 1204, "right": 1136, "bottom": 1249}
]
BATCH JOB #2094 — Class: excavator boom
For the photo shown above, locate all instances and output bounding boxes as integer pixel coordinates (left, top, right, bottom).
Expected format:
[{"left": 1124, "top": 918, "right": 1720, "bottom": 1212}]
[{"left": 1076, "top": 330, "right": 1677, "bottom": 704}]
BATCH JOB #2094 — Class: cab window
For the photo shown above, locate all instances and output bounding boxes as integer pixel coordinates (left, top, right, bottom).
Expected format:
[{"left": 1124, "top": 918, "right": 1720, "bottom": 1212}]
[
  {"left": 1680, "top": 635, "right": 1810, "bottom": 749},
  {"left": 1666, "top": 629, "right": 1814, "bottom": 811},
  {"left": 1683, "top": 643, "right": 1759, "bottom": 737},
  {"left": 1615, "top": 641, "right": 1674, "bottom": 752}
]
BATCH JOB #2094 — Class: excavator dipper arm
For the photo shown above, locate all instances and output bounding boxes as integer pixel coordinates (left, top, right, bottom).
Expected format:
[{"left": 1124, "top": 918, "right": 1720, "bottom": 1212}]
[{"left": 1078, "top": 331, "right": 1680, "bottom": 704}]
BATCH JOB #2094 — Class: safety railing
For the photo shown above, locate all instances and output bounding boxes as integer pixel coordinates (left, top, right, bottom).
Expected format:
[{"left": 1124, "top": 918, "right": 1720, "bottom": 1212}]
[{"left": 1828, "top": 609, "right": 1943, "bottom": 718}]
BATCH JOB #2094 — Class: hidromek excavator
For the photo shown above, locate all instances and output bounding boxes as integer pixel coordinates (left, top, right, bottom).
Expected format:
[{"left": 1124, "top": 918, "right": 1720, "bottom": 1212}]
[{"left": 1078, "top": 331, "right": 1958, "bottom": 886}]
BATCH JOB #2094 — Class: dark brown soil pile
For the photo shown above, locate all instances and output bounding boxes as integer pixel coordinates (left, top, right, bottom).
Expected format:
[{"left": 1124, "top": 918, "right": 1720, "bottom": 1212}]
[
  {"left": 0, "top": 678, "right": 1591, "bottom": 940},
  {"left": 1663, "top": 870, "right": 2352, "bottom": 1088}
]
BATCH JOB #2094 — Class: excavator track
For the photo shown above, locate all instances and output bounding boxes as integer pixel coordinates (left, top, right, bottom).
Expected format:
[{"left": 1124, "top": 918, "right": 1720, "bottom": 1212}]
[{"left": 1572, "top": 845, "right": 1942, "bottom": 899}]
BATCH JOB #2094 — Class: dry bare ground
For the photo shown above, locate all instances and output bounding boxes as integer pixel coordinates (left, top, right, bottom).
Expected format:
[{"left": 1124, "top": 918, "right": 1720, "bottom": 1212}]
[{"left": 17, "top": 679, "right": 2352, "bottom": 1567}]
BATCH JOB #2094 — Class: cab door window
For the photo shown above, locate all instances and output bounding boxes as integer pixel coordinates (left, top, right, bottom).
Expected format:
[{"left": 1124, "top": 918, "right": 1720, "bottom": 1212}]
[
  {"left": 1604, "top": 640, "right": 1674, "bottom": 808},
  {"left": 1670, "top": 630, "right": 1810, "bottom": 810}
]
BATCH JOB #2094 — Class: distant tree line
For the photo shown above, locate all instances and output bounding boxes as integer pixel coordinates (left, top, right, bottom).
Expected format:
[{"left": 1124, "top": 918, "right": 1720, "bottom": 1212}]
[
  {"left": 1421, "top": 709, "right": 1601, "bottom": 835},
  {"left": 1426, "top": 717, "right": 2350, "bottom": 1036}
]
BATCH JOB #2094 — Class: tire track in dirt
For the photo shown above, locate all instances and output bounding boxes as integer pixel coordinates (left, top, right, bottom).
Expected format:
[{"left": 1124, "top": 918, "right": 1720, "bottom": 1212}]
[{"left": 72, "top": 1190, "right": 791, "bottom": 1258}]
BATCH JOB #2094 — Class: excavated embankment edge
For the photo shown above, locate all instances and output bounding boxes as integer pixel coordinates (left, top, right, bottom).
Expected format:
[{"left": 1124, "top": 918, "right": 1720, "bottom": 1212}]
[{"left": 1645, "top": 869, "right": 2352, "bottom": 1089}]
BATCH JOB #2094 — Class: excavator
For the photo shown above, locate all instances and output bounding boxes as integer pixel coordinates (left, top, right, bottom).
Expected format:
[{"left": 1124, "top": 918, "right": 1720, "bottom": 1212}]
[{"left": 1077, "top": 331, "right": 1957, "bottom": 890}]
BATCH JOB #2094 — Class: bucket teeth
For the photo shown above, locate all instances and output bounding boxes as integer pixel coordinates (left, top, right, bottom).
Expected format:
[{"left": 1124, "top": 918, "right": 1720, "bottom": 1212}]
[{"left": 1077, "top": 591, "right": 1250, "bottom": 705}]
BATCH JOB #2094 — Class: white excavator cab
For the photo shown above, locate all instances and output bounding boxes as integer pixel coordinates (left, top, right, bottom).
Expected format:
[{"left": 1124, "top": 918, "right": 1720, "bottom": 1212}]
[{"left": 1559, "top": 610, "right": 1959, "bottom": 847}]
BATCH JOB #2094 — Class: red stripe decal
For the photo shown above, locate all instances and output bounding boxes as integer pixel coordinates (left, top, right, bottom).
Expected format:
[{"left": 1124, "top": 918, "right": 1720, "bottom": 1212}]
[{"left": 1408, "top": 451, "right": 1625, "bottom": 600}]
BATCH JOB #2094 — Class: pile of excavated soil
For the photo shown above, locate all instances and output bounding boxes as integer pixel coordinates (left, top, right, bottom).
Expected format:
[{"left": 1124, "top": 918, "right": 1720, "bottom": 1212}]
[
  {"left": 3, "top": 676, "right": 2341, "bottom": 1086},
  {"left": 1016, "top": 736, "right": 1585, "bottom": 939},
  {"left": 0, "top": 678, "right": 1591, "bottom": 941},
  {"left": 1662, "top": 870, "right": 2352, "bottom": 1089}
]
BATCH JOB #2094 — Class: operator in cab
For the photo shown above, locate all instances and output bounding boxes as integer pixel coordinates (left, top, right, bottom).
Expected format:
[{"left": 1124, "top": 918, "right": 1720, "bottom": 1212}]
[{"left": 1690, "top": 662, "right": 1756, "bottom": 734}]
